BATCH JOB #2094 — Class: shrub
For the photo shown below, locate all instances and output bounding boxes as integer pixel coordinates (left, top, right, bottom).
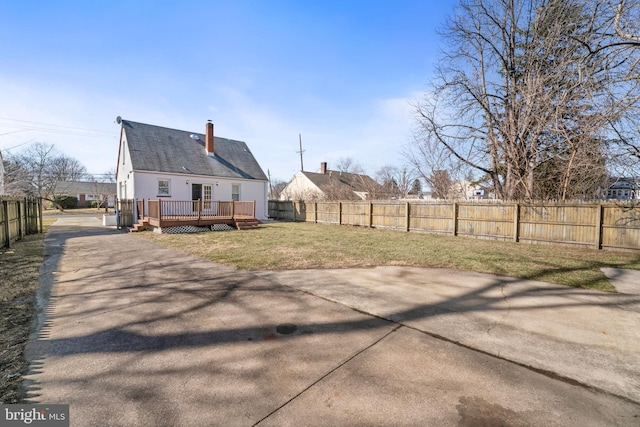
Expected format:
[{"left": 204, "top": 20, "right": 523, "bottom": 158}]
[{"left": 52, "top": 196, "right": 78, "bottom": 209}]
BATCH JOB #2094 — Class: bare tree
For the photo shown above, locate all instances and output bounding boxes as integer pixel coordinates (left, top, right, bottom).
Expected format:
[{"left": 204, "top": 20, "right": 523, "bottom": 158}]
[
  {"left": 413, "top": 0, "right": 640, "bottom": 201},
  {"left": 96, "top": 168, "right": 116, "bottom": 183},
  {"left": 334, "top": 157, "right": 361, "bottom": 173},
  {"left": 5, "top": 142, "right": 87, "bottom": 206},
  {"left": 269, "top": 179, "right": 288, "bottom": 199},
  {"left": 0, "top": 150, "right": 6, "bottom": 196},
  {"left": 404, "top": 130, "right": 470, "bottom": 199},
  {"left": 376, "top": 165, "right": 417, "bottom": 198}
]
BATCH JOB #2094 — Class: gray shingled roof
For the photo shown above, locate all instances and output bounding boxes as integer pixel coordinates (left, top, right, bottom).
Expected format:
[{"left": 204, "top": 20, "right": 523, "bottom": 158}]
[
  {"left": 301, "top": 170, "right": 383, "bottom": 194},
  {"left": 122, "top": 120, "right": 268, "bottom": 181},
  {"left": 54, "top": 181, "right": 116, "bottom": 195}
]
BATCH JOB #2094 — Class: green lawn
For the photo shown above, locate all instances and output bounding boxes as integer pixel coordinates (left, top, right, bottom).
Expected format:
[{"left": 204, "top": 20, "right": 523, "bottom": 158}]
[{"left": 137, "top": 221, "right": 640, "bottom": 292}]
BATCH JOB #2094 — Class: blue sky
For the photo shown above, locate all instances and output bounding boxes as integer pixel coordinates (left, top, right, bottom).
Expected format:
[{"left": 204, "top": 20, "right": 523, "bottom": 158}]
[{"left": 0, "top": 0, "right": 456, "bottom": 182}]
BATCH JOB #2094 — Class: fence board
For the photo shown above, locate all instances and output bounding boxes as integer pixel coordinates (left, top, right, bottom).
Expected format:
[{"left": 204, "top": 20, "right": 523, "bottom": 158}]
[
  {"left": 341, "top": 201, "right": 369, "bottom": 226},
  {"left": 372, "top": 202, "right": 406, "bottom": 230},
  {"left": 519, "top": 204, "right": 597, "bottom": 246},
  {"left": 116, "top": 199, "right": 135, "bottom": 228},
  {"left": 0, "top": 198, "right": 42, "bottom": 249},
  {"left": 268, "top": 200, "right": 640, "bottom": 251},
  {"left": 457, "top": 203, "right": 514, "bottom": 240},
  {"left": 316, "top": 202, "right": 341, "bottom": 224},
  {"left": 601, "top": 204, "right": 640, "bottom": 250},
  {"left": 408, "top": 202, "right": 454, "bottom": 234}
]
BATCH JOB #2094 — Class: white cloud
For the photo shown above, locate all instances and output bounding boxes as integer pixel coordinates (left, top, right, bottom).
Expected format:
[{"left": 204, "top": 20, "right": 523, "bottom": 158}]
[
  {"left": 204, "top": 86, "right": 423, "bottom": 179},
  {"left": 0, "top": 79, "right": 120, "bottom": 174},
  {"left": 0, "top": 72, "right": 424, "bottom": 183}
]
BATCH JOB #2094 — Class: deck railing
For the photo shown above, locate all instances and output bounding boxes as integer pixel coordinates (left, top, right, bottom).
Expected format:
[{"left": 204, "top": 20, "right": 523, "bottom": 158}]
[
  {"left": 136, "top": 199, "right": 145, "bottom": 220},
  {"left": 232, "top": 201, "right": 256, "bottom": 217},
  {"left": 143, "top": 199, "right": 255, "bottom": 227},
  {"left": 148, "top": 200, "right": 160, "bottom": 220}
]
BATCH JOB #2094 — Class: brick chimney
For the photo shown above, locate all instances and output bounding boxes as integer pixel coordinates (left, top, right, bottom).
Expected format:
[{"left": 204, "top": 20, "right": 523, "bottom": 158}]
[
  {"left": 206, "top": 120, "right": 214, "bottom": 155},
  {"left": 320, "top": 162, "right": 327, "bottom": 174}
]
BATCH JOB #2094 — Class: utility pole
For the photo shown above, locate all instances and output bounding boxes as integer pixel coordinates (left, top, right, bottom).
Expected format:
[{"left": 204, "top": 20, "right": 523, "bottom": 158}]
[{"left": 296, "top": 133, "right": 305, "bottom": 171}]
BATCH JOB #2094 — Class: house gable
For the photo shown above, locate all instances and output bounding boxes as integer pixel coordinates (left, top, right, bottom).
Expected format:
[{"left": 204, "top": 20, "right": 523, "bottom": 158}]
[
  {"left": 280, "top": 171, "right": 325, "bottom": 200},
  {"left": 281, "top": 166, "right": 384, "bottom": 200}
]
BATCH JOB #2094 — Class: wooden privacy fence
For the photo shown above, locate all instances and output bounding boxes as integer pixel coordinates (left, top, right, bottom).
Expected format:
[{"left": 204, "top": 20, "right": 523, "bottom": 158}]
[
  {"left": 0, "top": 198, "right": 43, "bottom": 249},
  {"left": 116, "top": 199, "right": 135, "bottom": 228},
  {"left": 268, "top": 200, "right": 640, "bottom": 251}
]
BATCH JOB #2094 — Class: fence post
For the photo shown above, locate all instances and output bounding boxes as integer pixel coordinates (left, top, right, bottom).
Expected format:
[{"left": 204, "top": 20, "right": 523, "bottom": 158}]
[
  {"left": 452, "top": 202, "right": 459, "bottom": 236},
  {"left": 513, "top": 202, "right": 520, "bottom": 243},
  {"left": 595, "top": 203, "right": 603, "bottom": 250},
  {"left": 38, "top": 198, "right": 43, "bottom": 234},
  {"left": 293, "top": 201, "right": 297, "bottom": 222},
  {"left": 314, "top": 202, "right": 318, "bottom": 223},
  {"left": 368, "top": 202, "right": 373, "bottom": 228},
  {"left": 405, "top": 202, "right": 410, "bottom": 232},
  {"left": 18, "top": 199, "right": 23, "bottom": 240},
  {"left": 3, "top": 200, "right": 10, "bottom": 248},
  {"left": 339, "top": 202, "right": 342, "bottom": 225}
]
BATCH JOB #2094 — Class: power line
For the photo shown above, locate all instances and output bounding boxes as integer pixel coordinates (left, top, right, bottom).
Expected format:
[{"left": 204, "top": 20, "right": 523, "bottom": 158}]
[
  {"left": 0, "top": 129, "right": 30, "bottom": 137},
  {"left": 0, "top": 117, "right": 113, "bottom": 133},
  {"left": 0, "top": 117, "right": 116, "bottom": 139}
]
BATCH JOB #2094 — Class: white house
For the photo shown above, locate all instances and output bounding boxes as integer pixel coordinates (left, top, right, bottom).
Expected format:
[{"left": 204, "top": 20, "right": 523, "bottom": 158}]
[
  {"left": 280, "top": 162, "right": 384, "bottom": 201},
  {"left": 116, "top": 119, "right": 269, "bottom": 220}
]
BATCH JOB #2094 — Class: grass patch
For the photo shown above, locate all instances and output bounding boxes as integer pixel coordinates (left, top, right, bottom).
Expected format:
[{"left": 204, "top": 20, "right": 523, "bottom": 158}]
[
  {"left": 0, "top": 218, "right": 55, "bottom": 403},
  {"left": 137, "top": 221, "right": 640, "bottom": 292}
]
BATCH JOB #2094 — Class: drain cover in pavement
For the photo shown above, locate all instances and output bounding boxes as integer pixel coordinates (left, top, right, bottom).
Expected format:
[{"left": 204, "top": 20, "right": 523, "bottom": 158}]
[{"left": 276, "top": 323, "right": 298, "bottom": 334}]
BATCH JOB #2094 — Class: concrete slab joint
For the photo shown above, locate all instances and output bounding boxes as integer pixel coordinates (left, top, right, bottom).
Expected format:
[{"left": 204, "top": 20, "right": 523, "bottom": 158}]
[{"left": 22, "top": 216, "right": 640, "bottom": 426}]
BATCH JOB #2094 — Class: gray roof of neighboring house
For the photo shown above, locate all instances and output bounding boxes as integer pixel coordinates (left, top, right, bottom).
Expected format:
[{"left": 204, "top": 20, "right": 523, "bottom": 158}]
[
  {"left": 55, "top": 181, "right": 117, "bottom": 195},
  {"left": 607, "top": 177, "right": 639, "bottom": 189},
  {"left": 121, "top": 120, "right": 268, "bottom": 181},
  {"left": 301, "top": 170, "right": 383, "bottom": 194}
]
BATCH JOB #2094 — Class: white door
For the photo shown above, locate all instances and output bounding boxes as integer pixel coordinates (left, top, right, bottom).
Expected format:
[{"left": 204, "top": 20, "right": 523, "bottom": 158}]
[{"left": 203, "top": 184, "right": 212, "bottom": 211}]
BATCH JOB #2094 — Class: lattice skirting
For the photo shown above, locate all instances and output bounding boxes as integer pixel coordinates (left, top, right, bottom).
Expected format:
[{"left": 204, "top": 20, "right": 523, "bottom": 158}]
[
  {"left": 211, "top": 224, "right": 235, "bottom": 231},
  {"left": 153, "top": 224, "right": 235, "bottom": 234}
]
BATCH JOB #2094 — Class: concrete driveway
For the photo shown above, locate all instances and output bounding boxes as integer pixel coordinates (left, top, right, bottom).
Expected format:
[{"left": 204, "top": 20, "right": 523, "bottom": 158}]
[{"left": 25, "top": 216, "right": 640, "bottom": 426}]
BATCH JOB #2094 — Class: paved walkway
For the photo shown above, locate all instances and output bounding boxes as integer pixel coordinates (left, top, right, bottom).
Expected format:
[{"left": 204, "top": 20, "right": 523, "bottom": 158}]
[{"left": 25, "top": 217, "right": 640, "bottom": 426}]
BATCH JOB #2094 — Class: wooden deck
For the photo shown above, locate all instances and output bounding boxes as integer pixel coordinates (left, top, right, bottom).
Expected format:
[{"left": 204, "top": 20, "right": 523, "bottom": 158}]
[{"left": 132, "top": 200, "right": 259, "bottom": 231}]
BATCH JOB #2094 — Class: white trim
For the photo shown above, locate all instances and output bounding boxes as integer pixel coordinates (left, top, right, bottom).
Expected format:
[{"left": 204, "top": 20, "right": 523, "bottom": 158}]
[
  {"left": 133, "top": 169, "right": 267, "bottom": 183},
  {"left": 157, "top": 178, "right": 171, "bottom": 196}
]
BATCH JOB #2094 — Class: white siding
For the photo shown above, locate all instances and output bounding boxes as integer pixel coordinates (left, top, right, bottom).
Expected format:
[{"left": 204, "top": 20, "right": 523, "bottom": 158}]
[
  {"left": 280, "top": 172, "right": 323, "bottom": 200},
  {"left": 116, "top": 136, "right": 134, "bottom": 200},
  {"left": 132, "top": 171, "right": 268, "bottom": 219},
  {"left": 116, "top": 131, "right": 268, "bottom": 219}
]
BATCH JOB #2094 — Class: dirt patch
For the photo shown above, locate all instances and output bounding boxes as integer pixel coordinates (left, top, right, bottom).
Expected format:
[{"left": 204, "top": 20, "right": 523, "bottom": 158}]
[{"left": 0, "top": 222, "right": 52, "bottom": 403}]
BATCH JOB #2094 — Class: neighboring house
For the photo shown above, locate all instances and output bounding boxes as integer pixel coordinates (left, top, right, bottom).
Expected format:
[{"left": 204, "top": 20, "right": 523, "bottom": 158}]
[
  {"left": 605, "top": 177, "right": 639, "bottom": 201},
  {"left": 116, "top": 119, "right": 269, "bottom": 219},
  {"left": 54, "top": 181, "right": 117, "bottom": 208},
  {"left": 280, "top": 162, "right": 385, "bottom": 201},
  {"left": 467, "top": 183, "right": 494, "bottom": 200}
]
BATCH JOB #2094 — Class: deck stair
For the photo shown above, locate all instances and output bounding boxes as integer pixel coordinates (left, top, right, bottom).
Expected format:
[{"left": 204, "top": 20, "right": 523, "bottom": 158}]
[
  {"left": 234, "top": 217, "right": 260, "bottom": 230},
  {"left": 130, "top": 217, "right": 150, "bottom": 233}
]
